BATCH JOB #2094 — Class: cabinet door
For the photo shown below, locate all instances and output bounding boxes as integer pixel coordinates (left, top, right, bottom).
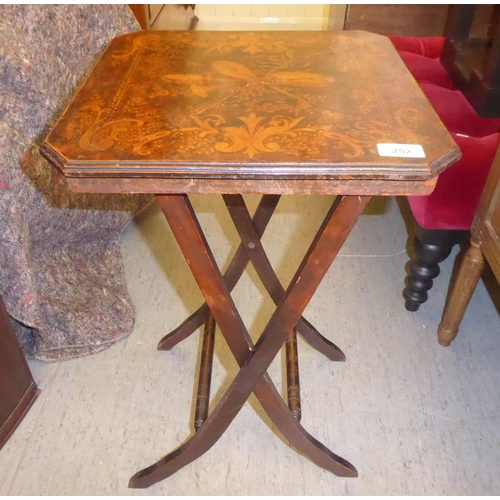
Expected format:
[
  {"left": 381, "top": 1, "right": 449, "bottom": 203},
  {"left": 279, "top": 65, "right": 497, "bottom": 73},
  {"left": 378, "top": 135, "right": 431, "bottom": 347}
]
[{"left": 0, "top": 297, "right": 39, "bottom": 449}]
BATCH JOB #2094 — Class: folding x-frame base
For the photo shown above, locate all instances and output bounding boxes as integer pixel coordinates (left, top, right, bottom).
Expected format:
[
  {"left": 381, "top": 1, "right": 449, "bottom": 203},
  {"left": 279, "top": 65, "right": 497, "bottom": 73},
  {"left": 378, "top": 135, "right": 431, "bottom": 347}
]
[{"left": 129, "top": 193, "right": 369, "bottom": 488}]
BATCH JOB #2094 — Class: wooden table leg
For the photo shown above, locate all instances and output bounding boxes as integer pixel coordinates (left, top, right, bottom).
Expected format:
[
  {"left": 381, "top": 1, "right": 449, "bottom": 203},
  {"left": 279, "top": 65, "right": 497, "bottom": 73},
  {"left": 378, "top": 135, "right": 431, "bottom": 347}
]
[
  {"left": 129, "top": 194, "right": 368, "bottom": 488},
  {"left": 157, "top": 195, "right": 279, "bottom": 351},
  {"left": 157, "top": 195, "right": 344, "bottom": 361},
  {"left": 223, "top": 194, "right": 345, "bottom": 361}
]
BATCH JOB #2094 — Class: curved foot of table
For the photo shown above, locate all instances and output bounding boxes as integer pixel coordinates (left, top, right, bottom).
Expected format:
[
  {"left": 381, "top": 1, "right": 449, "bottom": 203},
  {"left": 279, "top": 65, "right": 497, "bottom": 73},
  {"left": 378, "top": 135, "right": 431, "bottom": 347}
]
[
  {"left": 128, "top": 429, "right": 216, "bottom": 488},
  {"left": 129, "top": 376, "right": 356, "bottom": 489},
  {"left": 295, "top": 317, "right": 345, "bottom": 361},
  {"left": 129, "top": 428, "right": 356, "bottom": 489},
  {"left": 255, "top": 375, "right": 357, "bottom": 478},
  {"left": 157, "top": 304, "right": 208, "bottom": 351}
]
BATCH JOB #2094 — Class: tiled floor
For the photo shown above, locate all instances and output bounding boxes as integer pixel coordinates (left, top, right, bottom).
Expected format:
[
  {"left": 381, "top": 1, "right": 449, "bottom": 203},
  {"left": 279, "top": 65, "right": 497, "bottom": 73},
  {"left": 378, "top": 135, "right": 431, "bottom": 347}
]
[{"left": 1, "top": 195, "right": 500, "bottom": 495}]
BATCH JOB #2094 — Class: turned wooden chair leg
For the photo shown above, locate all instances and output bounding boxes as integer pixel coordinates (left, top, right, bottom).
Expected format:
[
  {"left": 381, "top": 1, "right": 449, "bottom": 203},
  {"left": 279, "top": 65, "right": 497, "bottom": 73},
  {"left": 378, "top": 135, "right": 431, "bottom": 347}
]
[
  {"left": 403, "top": 223, "right": 469, "bottom": 312},
  {"left": 404, "top": 236, "right": 454, "bottom": 311},
  {"left": 438, "top": 242, "right": 485, "bottom": 346}
]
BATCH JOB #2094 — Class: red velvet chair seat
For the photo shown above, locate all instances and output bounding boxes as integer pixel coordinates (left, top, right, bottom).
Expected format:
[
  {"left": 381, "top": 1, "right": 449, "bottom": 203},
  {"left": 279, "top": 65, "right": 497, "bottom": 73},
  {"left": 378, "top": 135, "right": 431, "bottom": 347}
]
[
  {"left": 389, "top": 35, "right": 500, "bottom": 231},
  {"left": 389, "top": 36, "right": 500, "bottom": 311}
]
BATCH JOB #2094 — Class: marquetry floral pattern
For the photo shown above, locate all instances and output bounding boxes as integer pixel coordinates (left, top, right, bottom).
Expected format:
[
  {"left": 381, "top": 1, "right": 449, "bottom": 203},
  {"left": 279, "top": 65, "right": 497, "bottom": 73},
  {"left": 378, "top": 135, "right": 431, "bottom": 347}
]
[
  {"left": 70, "top": 31, "right": 429, "bottom": 161},
  {"left": 113, "top": 32, "right": 326, "bottom": 59},
  {"left": 78, "top": 105, "right": 172, "bottom": 155},
  {"left": 77, "top": 105, "right": 369, "bottom": 159},
  {"left": 203, "top": 32, "right": 322, "bottom": 58},
  {"left": 215, "top": 113, "right": 305, "bottom": 158},
  {"left": 163, "top": 60, "right": 334, "bottom": 110}
]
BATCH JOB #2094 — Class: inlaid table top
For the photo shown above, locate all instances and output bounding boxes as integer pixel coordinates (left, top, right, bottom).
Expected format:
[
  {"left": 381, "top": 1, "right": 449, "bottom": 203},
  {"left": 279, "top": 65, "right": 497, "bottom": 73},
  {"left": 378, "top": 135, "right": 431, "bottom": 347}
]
[
  {"left": 39, "top": 30, "right": 462, "bottom": 488},
  {"left": 41, "top": 30, "right": 459, "bottom": 194}
]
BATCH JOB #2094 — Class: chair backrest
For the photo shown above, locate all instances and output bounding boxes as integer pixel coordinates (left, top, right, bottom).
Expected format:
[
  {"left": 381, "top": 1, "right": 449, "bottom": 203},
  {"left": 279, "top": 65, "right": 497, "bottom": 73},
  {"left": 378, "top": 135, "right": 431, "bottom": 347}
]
[{"left": 389, "top": 35, "right": 500, "bottom": 231}]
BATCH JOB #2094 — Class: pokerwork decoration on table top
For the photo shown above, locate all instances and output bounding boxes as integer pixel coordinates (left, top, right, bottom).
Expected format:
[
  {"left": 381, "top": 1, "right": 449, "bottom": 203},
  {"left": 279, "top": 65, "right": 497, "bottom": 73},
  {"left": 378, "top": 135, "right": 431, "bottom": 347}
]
[{"left": 43, "top": 30, "right": 458, "bottom": 176}]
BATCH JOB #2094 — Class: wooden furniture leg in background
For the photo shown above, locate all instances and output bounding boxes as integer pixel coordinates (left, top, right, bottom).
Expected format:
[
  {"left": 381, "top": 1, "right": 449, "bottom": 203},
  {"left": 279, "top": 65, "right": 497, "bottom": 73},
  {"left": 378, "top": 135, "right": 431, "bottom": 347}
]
[
  {"left": 403, "top": 225, "right": 469, "bottom": 312},
  {"left": 0, "top": 296, "right": 40, "bottom": 449},
  {"left": 128, "top": 5, "right": 148, "bottom": 29},
  {"left": 436, "top": 133, "right": 500, "bottom": 346},
  {"left": 438, "top": 241, "right": 485, "bottom": 346}
]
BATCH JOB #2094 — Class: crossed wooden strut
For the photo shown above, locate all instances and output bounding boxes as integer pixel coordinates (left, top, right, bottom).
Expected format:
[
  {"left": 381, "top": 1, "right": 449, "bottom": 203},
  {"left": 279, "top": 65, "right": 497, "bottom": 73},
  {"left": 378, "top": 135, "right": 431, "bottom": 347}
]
[{"left": 129, "top": 193, "right": 369, "bottom": 488}]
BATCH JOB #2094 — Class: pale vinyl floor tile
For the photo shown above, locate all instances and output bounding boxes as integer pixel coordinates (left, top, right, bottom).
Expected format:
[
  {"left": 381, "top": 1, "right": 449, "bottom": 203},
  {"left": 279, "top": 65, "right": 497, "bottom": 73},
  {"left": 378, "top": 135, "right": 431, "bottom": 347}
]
[{"left": 1, "top": 195, "right": 500, "bottom": 495}]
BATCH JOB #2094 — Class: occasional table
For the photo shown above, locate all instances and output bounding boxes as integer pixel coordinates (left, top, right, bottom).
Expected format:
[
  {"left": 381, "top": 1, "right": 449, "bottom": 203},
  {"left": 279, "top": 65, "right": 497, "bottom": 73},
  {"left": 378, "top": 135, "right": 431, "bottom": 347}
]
[{"left": 41, "top": 30, "right": 459, "bottom": 488}]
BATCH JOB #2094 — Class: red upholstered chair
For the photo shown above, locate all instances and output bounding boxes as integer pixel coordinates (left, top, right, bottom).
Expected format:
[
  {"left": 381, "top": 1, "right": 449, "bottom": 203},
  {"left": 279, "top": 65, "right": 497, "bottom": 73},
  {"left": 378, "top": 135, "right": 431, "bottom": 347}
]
[{"left": 388, "top": 36, "right": 500, "bottom": 311}]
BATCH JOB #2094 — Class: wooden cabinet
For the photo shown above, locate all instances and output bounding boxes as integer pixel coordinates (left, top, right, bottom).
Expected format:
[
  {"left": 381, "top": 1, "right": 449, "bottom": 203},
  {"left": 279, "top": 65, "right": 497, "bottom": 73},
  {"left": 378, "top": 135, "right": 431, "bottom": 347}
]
[
  {"left": 441, "top": 5, "right": 500, "bottom": 118},
  {"left": 471, "top": 145, "right": 500, "bottom": 280},
  {"left": 438, "top": 143, "right": 500, "bottom": 345},
  {"left": 0, "top": 296, "right": 40, "bottom": 449},
  {"left": 343, "top": 4, "right": 451, "bottom": 36}
]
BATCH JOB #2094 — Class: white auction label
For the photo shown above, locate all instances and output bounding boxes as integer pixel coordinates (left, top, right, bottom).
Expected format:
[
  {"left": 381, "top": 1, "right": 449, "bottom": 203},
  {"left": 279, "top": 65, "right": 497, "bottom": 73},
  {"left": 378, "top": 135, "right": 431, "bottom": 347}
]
[{"left": 377, "top": 143, "right": 426, "bottom": 158}]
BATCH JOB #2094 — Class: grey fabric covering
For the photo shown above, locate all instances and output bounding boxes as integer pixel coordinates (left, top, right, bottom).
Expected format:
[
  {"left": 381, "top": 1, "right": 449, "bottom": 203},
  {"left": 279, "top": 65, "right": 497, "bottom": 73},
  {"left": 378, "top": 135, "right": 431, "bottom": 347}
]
[{"left": 0, "top": 5, "right": 153, "bottom": 361}]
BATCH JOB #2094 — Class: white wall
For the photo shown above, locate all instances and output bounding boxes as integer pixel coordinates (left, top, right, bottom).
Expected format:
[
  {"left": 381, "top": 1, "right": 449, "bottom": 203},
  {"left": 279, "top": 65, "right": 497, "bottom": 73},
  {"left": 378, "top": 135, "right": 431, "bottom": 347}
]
[{"left": 194, "top": 4, "right": 336, "bottom": 31}]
